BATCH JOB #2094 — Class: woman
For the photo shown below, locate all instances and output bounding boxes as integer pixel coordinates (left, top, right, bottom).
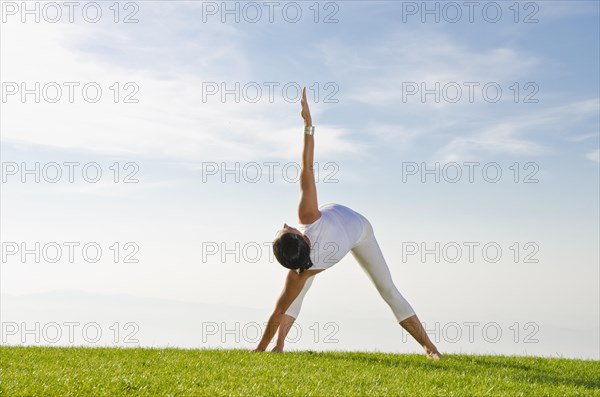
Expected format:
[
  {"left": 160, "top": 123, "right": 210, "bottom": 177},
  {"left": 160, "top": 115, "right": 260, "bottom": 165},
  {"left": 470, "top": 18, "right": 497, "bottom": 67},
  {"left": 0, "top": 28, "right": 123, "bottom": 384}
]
[{"left": 252, "top": 87, "right": 442, "bottom": 359}]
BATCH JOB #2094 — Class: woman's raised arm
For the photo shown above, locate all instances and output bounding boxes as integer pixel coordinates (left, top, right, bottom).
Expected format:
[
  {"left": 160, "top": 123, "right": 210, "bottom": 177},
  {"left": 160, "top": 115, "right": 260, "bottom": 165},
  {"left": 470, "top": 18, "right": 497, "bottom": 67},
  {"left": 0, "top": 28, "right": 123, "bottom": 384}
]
[{"left": 298, "top": 87, "right": 321, "bottom": 224}]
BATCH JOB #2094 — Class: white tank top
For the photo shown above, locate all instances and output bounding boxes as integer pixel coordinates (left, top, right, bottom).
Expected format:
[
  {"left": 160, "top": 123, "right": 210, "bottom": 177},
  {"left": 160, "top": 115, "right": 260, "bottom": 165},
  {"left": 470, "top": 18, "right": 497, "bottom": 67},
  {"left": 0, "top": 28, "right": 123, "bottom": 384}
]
[{"left": 297, "top": 203, "right": 366, "bottom": 270}]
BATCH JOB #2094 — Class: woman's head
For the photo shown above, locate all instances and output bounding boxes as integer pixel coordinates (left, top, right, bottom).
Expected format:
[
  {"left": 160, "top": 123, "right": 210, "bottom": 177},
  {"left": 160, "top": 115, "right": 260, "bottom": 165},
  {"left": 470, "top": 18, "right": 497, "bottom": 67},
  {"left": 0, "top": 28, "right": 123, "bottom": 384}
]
[{"left": 273, "top": 224, "right": 313, "bottom": 273}]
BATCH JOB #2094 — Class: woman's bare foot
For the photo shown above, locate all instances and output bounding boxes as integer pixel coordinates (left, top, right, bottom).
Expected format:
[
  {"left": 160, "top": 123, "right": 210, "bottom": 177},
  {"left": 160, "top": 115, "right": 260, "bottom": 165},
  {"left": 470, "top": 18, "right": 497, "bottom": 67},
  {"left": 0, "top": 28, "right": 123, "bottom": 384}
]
[
  {"left": 425, "top": 347, "right": 443, "bottom": 360},
  {"left": 399, "top": 315, "right": 443, "bottom": 360}
]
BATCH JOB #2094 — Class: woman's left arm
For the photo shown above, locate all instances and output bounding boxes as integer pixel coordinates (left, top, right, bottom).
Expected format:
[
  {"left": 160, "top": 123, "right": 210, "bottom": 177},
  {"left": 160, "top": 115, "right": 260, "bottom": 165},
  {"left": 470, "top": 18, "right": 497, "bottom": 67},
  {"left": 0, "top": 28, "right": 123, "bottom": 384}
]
[{"left": 253, "top": 270, "right": 309, "bottom": 351}]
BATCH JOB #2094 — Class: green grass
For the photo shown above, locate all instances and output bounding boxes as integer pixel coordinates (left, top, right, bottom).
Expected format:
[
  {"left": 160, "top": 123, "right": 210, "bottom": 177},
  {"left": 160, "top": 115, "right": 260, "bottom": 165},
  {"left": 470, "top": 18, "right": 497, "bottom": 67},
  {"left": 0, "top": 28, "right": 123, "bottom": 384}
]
[{"left": 0, "top": 346, "right": 598, "bottom": 396}]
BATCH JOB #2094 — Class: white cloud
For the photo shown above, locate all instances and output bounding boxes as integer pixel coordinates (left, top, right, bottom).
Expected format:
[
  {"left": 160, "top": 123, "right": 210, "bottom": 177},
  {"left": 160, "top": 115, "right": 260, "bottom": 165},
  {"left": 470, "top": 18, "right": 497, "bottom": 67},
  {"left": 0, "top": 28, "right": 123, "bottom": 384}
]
[
  {"left": 585, "top": 149, "right": 599, "bottom": 163},
  {"left": 569, "top": 133, "right": 600, "bottom": 142},
  {"left": 1, "top": 5, "right": 361, "bottom": 163},
  {"left": 49, "top": 178, "right": 181, "bottom": 197},
  {"left": 437, "top": 98, "right": 599, "bottom": 161},
  {"left": 364, "top": 122, "right": 425, "bottom": 150},
  {"left": 314, "top": 28, "right": 598, "bottom": 161},
  {"left": 318, "top": 30, "right": 541, "bottom": 107}
]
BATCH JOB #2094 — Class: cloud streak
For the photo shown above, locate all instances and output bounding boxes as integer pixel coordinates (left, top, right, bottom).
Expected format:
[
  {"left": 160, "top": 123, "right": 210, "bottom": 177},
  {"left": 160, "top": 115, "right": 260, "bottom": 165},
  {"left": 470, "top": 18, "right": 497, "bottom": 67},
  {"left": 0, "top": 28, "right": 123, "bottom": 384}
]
[{"left": 1, "top": 7, "right": 361, "bottom": 163}]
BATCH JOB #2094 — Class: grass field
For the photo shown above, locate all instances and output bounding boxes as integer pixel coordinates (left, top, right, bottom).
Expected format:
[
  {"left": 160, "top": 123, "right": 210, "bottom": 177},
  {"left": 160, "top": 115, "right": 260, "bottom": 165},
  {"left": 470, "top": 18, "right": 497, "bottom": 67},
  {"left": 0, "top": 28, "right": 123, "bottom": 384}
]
[{"left": 0, "top": 346, "right": 598, "bottom": 396}]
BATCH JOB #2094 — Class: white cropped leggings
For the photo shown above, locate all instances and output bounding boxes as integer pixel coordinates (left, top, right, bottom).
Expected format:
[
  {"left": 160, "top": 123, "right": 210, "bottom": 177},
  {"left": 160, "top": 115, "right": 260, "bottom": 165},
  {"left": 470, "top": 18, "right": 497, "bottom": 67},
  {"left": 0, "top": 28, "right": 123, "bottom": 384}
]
[{"left": 285, "top": 215, "right": 416, "bottom": 323}]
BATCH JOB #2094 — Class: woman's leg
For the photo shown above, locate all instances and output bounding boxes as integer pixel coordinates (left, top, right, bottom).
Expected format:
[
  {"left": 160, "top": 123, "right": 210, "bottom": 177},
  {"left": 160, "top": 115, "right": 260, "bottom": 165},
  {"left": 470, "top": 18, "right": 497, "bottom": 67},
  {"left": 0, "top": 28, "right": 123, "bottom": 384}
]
[
  {"left": 351, "top": 219, "right": 442, "bottom": 358},
  {"left": 399, "top": 314, "right": 442, "bottom": 359},
  {"left": 285, "top": 274, "right": 315, "bottom": 319},
  {"left": 273, "top": 314, "right": 295, "bottom": 352}
]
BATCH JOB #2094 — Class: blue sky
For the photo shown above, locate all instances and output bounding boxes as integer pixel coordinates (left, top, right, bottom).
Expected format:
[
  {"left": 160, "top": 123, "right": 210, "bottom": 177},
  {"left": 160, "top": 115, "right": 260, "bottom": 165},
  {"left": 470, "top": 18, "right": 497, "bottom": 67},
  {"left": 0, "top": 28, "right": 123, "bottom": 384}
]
[{"left": 1, "top": 1, "right": 598, "bottom": 358}]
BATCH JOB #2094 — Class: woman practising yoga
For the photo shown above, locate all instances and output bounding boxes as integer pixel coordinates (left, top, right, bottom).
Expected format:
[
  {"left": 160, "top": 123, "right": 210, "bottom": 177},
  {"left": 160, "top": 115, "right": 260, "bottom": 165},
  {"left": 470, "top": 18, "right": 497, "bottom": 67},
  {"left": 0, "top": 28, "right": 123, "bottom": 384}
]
[{"left": 252, "top": 87, "right": 442, "bottom": 359}]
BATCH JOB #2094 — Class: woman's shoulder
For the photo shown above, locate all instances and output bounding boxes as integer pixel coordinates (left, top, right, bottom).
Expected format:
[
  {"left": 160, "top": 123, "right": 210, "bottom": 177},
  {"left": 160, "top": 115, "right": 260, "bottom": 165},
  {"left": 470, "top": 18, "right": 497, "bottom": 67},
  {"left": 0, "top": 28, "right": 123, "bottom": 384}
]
[
  {"left": 299, "top": 202, "right": 351, "bottom": 227},
  {"left": 320, "top": 202, "right": 356, "bottom": 213},
  {"left": 320, "top": 202, "right": 355, "bottom": 208},
  {"left": 319, "top": 202, "right": 337, "bottom": 209},
  {"left": 298, "top": 210, "right": 324, "bottom": 227}
]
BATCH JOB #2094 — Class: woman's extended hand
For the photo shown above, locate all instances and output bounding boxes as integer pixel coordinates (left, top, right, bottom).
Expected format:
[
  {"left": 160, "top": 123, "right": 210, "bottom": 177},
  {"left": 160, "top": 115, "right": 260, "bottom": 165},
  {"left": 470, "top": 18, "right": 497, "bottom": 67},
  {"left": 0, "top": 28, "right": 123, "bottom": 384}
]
[{"left": 300, "top": 86, "right": 312, "bottom": 126}]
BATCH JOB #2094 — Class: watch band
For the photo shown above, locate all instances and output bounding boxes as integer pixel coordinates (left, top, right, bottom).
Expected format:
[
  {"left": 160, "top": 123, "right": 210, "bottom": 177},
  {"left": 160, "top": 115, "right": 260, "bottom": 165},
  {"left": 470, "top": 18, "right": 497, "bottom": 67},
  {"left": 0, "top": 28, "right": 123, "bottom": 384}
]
[{"left": 304, "top": 126, "right": 315, "bottom": 135}]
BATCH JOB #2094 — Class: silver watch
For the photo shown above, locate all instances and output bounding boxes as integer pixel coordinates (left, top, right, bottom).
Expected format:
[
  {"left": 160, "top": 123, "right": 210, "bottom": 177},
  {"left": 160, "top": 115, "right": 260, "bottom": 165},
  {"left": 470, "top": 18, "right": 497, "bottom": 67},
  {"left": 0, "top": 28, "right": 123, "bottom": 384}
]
[{"left": 304, "top": 126, "right": 315, "bottom": 135}]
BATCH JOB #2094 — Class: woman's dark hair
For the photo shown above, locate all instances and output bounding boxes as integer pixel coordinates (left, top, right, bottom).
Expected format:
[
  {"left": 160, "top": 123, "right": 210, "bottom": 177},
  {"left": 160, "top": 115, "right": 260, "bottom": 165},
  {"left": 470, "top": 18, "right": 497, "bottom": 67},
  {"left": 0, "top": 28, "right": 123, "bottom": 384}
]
[{"left": 273, "top": 232, "right": 313, "bottom": 273}]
